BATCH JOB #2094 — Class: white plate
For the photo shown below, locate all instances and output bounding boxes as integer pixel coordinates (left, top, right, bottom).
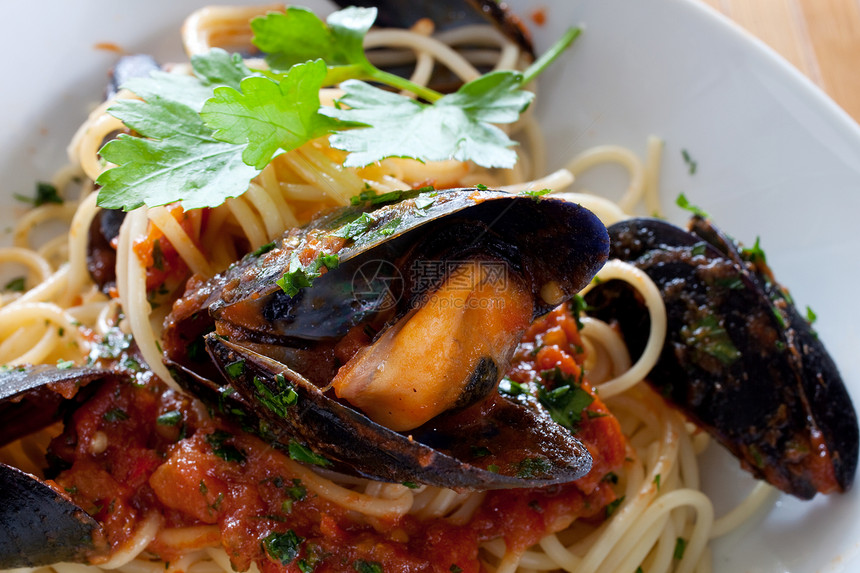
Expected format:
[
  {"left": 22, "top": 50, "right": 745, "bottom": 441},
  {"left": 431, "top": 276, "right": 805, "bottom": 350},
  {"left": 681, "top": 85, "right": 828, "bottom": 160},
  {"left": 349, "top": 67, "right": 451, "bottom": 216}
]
[{"left": 1, "top": 1, "right": 859, "bottom": 572}]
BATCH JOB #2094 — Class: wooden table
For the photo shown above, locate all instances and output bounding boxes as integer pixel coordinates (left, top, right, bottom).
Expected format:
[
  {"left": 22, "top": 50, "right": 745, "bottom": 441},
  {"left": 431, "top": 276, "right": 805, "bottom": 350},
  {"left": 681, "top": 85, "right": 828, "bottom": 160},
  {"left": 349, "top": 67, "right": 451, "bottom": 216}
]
[{"left": 700, "top": 0, "right": 860, "bottom": 124}]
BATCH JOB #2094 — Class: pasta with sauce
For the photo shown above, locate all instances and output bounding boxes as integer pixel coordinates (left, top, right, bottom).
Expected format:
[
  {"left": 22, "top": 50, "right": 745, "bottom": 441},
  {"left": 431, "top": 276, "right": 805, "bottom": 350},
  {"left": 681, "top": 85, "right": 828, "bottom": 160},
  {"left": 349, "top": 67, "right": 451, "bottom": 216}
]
[{"left": 0, "top": 5, "right": 783, "bottom": 573}]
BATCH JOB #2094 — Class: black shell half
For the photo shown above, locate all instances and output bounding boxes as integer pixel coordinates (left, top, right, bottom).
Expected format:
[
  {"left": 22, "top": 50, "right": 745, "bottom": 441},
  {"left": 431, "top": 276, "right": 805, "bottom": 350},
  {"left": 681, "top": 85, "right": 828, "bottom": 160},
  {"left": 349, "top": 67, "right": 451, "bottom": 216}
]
[
  {"left": 202, "top": 336, "right": 592, "bottom": 489},
  {"left": 0, "top": 464, "right": 103, "bottom": 568},
  {"left": 0, "top": 365, "right": 113, "bottom": 568},
  {"left": 586, "top": 216, "right": 859, "bottom": 499}
]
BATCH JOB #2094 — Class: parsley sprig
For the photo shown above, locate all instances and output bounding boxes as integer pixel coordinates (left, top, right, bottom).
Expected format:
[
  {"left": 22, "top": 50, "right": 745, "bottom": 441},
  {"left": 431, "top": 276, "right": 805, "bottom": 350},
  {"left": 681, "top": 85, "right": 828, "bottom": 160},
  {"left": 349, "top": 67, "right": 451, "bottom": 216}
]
[{"left": 96, "top": 6, "right": 580, "bottom": 212}]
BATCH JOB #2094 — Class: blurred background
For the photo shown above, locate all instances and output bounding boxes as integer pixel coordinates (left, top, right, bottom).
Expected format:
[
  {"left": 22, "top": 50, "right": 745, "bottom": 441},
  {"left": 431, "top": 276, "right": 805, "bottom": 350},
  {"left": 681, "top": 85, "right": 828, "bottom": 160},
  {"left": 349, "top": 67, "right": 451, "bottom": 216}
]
[{"left": 700, "top": 0, "right": 860, "bottom": 123}]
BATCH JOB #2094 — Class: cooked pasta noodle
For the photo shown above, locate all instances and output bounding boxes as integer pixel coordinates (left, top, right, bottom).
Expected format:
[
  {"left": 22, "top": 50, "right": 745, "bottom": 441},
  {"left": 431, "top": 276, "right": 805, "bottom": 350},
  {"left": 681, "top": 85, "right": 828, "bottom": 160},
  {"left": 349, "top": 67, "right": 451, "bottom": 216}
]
[{"left": 0, "top": 6, "right": 776, "bottom": 573}]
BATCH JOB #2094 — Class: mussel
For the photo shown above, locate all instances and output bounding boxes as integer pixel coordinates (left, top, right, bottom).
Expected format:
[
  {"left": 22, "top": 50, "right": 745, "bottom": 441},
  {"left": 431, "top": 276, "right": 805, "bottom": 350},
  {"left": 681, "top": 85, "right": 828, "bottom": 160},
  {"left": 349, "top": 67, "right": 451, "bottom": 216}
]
[
  {"left": 0, "top": 365, "right": 114, "bottom": 568},
  {"left": 163, "top": 187, "right": 610, "bottom": 489},
  {"left": 585, "top": 216, "right": 859, "bottom": 499}
]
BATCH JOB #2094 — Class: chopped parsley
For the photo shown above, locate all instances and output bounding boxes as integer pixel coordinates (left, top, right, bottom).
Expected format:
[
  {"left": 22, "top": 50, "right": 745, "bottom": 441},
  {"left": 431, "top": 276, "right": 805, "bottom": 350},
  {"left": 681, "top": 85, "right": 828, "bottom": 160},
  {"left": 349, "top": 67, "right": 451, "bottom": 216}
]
[
  {"left": 276, "top": 250, "right": 340, "bottom": 297},
  {"left": 288, "top": 440, "right": 332, "bottom": 467},
  {"left": 675, "top": 193, "right": 708, "bottom": 218},
  {"left": 605, "top": 496, "right": 625, "bottom": 517},
  {"left": 519, "top": 188, "right": 552, "bottom": 202},
  {"left": 680, "top": 315, "right": 741, "bottom": 366},
  {"left": 805, "top": 305, "right": 817, "bottom": 325},
  {"left": 673, "top": 537, "right": 687, "bottom": 560},
  {"left": 252, "top": 374, "right": 298, "bottom": 417},
  {"left": 263, "top": 530, "right": 303, "bottom": 565},
  {"left": 252, "top": 241, "right": 277, "bottom": 257},
  {"left": 156, "top": 410, "right": 182, "bottom": 426},
  {"left": 681, "top": 148, "right": 697, "bottom": 175},
  {"left": 516, "top": 456, "right": 552, "bottom": 478},
  {"left": 103, "top": 408, "right": 129, "bottom": 422},
  {"left": 205, "top": 429, "right": 247, "bottom": 463},
  {"left": 653, "top": 473, "right": 661, "bottom": 491},
  {"left": 15, "top": 181, "right": 63, "bottom": 206},
  {"left": 56, "top": 358, "right": 75, "bottom": 370},
  {"left": 537, "top": 367, "right": 594, "bottom": 431},
  {"left": 4, "top": 276, "right": 25, "bottom": 292},
  {"left": 353, "top": 560, "right": 383, "bottom": 573},
  {"left": 741, "top": 236, "right": 767, "bottom": 266},
  {"left": 224, "top": 359, "right": 246, "bottom": 379}
]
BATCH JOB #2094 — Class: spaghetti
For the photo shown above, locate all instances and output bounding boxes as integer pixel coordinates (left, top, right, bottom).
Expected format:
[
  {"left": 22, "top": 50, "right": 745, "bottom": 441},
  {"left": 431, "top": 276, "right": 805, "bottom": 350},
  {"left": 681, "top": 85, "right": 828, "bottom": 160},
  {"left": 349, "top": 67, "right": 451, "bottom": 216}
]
[{"left": 0, "top": 5, "right": 777, "bottom": 573}]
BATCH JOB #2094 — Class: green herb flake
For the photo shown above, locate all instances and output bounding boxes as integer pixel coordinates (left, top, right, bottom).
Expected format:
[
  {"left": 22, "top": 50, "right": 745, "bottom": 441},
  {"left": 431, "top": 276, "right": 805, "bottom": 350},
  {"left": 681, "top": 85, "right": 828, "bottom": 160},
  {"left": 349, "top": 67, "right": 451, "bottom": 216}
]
[
  {"left": 263, "top": 530, "right": 304, "bottom": 565},
  {"left": 537, "top": 367, "right": 594, "bottom": 431},
  {"left": 741, "top": 236, "right": 768, "bottom": 266},
  {"left": 474, "top": 183, "right": 488, "bottom": 191},
  {"left": 205, "top": 430, "right": 247, "bottom": 463},
  {"left": 276, "top": 250, "right": 340, "bottom": 297},
  {"left": 498, "top": 377, "right": 529, "bottom": 397},
  {"left": 675, "top": 193, "right": 709, "bottom": 218},
  {"left": 103, "top": 408, "right": 129, "bottom": 422},
  {"left": 471, "top": 446, "right": 492, "bottom": 458},
  {"left": 681, "top": 148, "right": 697, "bottom": 175},
  {"left": 516, "top": 457, "right": 552, "bottom": 478},
  {"left": 602, "top": 472, "right": 619, "bottom": 484},
  {"left": 152, "top": 238, "right": 165, "bottom": 271},
  {"left": 519, "top": 188, "right": 552, "bottom": 202},
  {"left": 14, "top": 182, "right": 63, "bottom": 207},
  {"left": 353, "top": 560, "right": 383, "bottom": 573},
  {"left": 288, "top": 440, "right": 332, "bottom": 467},
  {"left": 4, "top": 276, "right": 25, "bottom": 292},
  {"left": 673, "top": 537, "right": 687, "bottom": 560},
  {"left": 333, "top": 212, "right": 375, "bottom": 240},
  {"left": 569, "top": 294, "right": 589, "bottom": 330},
  {"left": 252, "top": 241, "right": 277, "bottom": 257},
  {"left": 402, "top": 481, "right": 419, "bottom": 489},
  {"left": 605, "top": 495, "right": 625, "bottom": 518},
  {"left": 56, "top": 359, "right": 75, "bottom": 370},
  {"left": 805, "top": 305, "right": 817, "bottom": 325},
  {"left": 680, "top": 315, "right": 741, "bottom": 366},
  {"left": 253, "top": 375, "right": 298, "bottom": 417},
  {"left": 653, "top": 474, "right": 661, "bottom": 491},
  {"left": 450, "top": 565, "right": 463, "bottom": 573},
  {"left": 225, "top": 359, "right": 246, "bottom": 379},
  {"left": 157, "top": 410, "right": 182, "bottom": 426},
  {"left": 487, "top": 464, "right": 500, "bottom": 474}
]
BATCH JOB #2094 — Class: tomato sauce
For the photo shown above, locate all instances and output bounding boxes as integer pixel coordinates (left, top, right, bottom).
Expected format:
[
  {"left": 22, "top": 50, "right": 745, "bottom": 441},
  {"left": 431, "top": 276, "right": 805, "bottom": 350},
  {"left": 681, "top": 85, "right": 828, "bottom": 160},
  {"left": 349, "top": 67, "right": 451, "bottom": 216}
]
[{"left": 46, "top": 303, "right": 626, "bottom": 573}]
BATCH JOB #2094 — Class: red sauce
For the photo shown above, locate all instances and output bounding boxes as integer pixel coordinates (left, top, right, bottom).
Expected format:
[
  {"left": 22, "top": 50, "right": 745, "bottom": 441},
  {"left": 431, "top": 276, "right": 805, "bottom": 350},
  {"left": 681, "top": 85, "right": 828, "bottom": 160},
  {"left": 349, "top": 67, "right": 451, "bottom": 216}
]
[{"left": 48, "top": 303, "right": 626, "bottom": 572}]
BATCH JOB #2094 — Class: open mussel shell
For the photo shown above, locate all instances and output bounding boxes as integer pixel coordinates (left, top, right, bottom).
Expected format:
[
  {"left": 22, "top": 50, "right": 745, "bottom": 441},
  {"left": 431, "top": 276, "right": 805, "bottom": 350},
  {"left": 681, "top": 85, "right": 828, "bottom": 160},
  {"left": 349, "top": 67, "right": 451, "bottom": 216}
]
[
  {"left": 0, "top": 365, "right": 114, "bottom": 568},
  {"left": 200, "top": 188, "right": 609, "bottom": 348},
  {"left": 0, "top": 364, "right": 112, "bottom": 448},
  {"left": 586, "top": 216, "right": 859, "bottom": 499},
  {"left": 0, "top": 464, "right": 103, "bottom": 568},
  {"left": 204, "top": 336, "right": 592, "bottom": 489},
  {"left": 337, "top": 0, "right": 534, "bottom": 57}
]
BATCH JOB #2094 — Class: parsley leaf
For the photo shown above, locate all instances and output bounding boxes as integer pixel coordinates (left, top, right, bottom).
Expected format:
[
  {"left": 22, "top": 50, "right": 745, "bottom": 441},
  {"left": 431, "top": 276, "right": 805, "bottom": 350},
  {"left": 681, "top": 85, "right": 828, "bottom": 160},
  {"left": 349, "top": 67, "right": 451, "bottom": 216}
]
[
  {"left": 324, "top": 72, "right": 532, "bottom": 169},
  {"left": 97, "top": 94, "right": 258, "bottom": 211},
  {"left": 201, "top": 60, "right": 347, "bottom": 169},
  {"left": 252, "top": 6, "right": 375, "bottom": 73}
]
